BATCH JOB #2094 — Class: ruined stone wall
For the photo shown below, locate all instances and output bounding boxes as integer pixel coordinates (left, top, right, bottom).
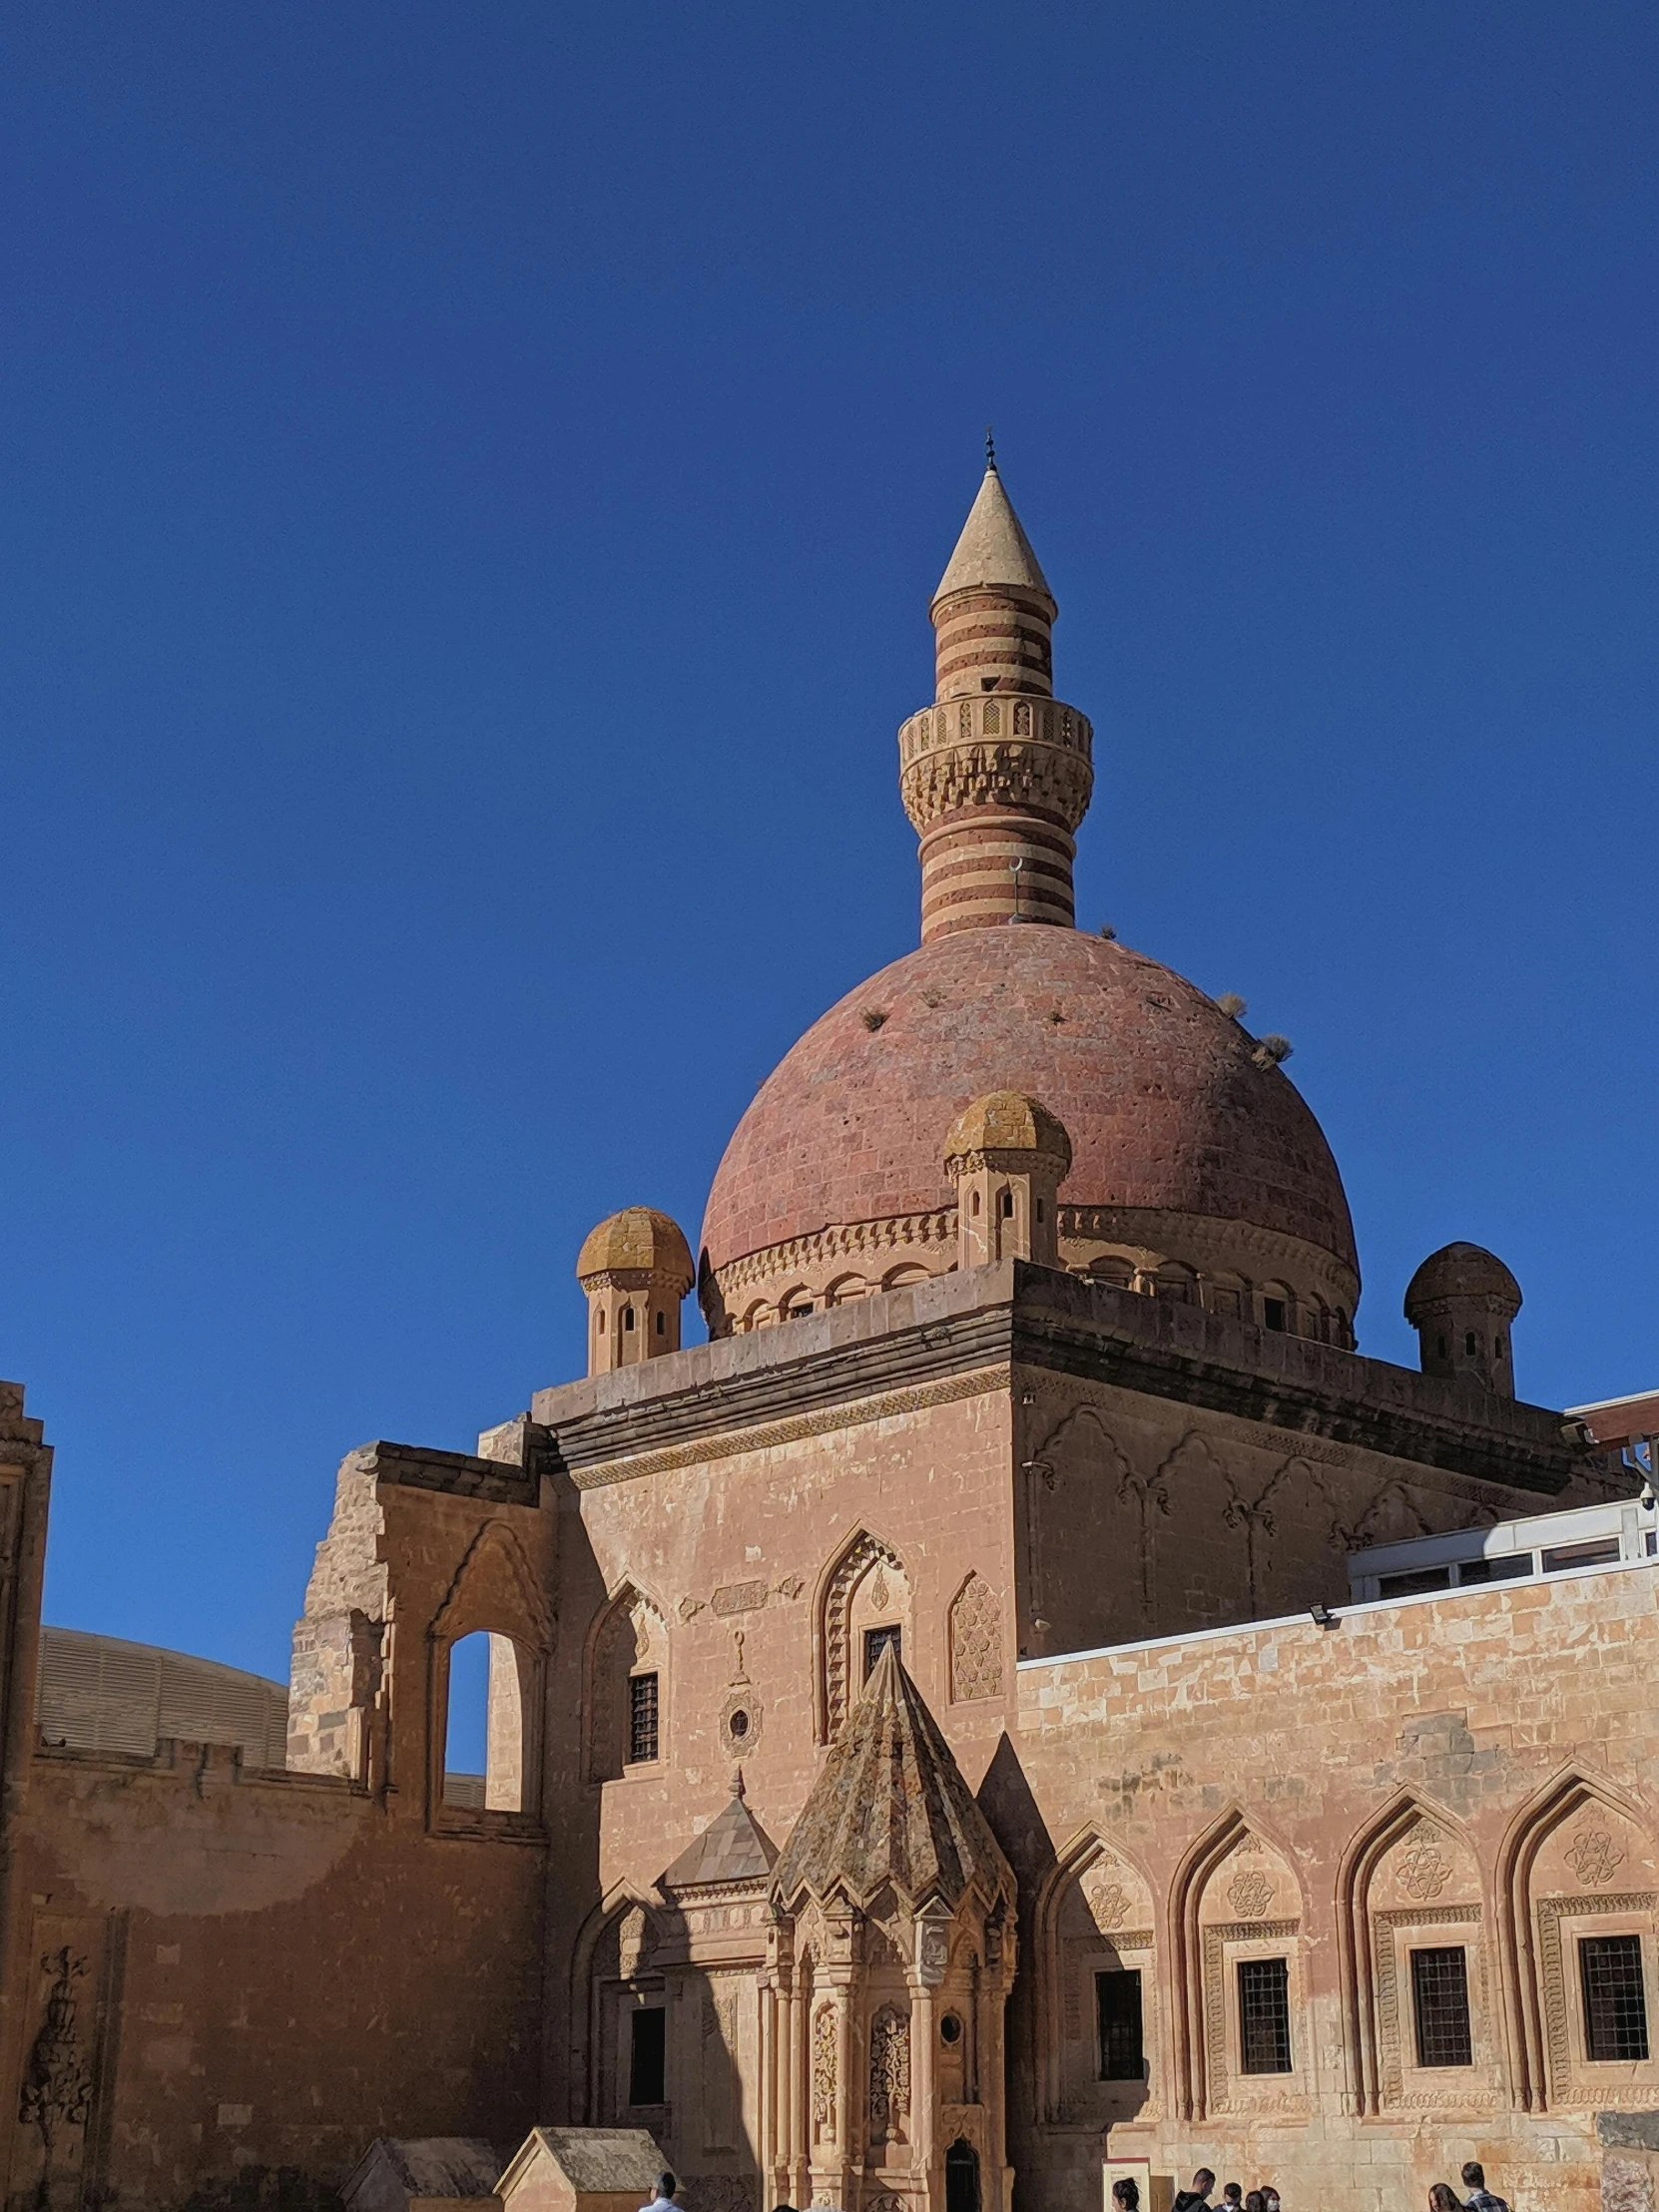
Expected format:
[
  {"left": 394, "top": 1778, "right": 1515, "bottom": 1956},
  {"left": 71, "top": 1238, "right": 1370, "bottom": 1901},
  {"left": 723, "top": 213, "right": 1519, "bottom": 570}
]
[
  {"left": 2, "top": 1452, "right": 555, "bottom": 2212},
  {"left": 1004, "top": 1558, "right": 1659, "bottom": 2212}
]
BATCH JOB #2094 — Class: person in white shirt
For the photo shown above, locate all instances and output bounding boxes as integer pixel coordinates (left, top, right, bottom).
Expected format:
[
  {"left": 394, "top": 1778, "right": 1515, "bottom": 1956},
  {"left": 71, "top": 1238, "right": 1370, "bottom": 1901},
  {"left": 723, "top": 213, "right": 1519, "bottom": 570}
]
[{"left": 642, "top": 2174, "right": 678, "bottom": 2212}]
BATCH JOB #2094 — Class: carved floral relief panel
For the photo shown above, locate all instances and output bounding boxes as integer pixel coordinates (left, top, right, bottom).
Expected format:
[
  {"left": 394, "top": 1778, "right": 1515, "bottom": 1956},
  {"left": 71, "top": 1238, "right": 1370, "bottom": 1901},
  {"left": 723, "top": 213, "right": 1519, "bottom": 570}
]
[{"left": 13, "top": 1913, "right": 119, "bottom": 2212}]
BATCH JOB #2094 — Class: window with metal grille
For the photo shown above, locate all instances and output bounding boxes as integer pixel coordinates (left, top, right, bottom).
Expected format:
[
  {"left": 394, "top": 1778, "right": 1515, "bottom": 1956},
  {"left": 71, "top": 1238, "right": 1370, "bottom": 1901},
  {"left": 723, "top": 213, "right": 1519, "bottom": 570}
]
[
  {"left": 627, "top": 1671, "right": 659, "bottom": 1764},
  {"left": 1237, "top": 1957, "right": 1293, "bottom": 2073},
  {"left": 1581, "top": 1936, "right": 1650, "bottom": 2062},
  {"left": 1096, "top": 1968, "right": 1144, "bottom": 2080},
  {"left": 864, "top": 1624, "right": 902, "bottom": 1678},
  {"left": 629, "top": 2006, "right": 666, "bottom": 2103},
  {"left": 1409, "top": 1945, "right": 1473, "bottom": 2067}
]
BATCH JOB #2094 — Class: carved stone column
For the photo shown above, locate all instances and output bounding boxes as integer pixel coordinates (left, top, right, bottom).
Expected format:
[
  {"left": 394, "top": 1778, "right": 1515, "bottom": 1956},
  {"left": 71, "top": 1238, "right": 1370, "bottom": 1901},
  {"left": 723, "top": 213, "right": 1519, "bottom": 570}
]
[
  {"left": 786, "top": 1967, "right": 809, "bottom": 2208},
  {"left": 912, "top": 1899, "right": 952, "bottom": 2212},
  {"left": 982, "top": 1920, "right": 1015, "bottom": 2212}
]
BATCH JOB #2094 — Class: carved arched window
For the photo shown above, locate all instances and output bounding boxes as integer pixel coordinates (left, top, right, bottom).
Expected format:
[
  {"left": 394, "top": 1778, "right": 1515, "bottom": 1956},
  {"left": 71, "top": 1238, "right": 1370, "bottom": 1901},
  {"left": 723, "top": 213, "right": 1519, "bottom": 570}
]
[
  {"left": 1035, "top": 1833, "right": 1158, "bottom": 2129},
  {"left": 1341, "top": 1798, "right": 1497, "bottom": 2115},
  {"left": 1503, "top": 1779, "right": 1659, "bottom": 2109},
  {"left": 1175, "top": 1816, "right": 1308, "bottom": 2121},
  {"left": 817, "top": 1530, "right": 909, "bottom": 1742},
  {"left": 587, "top": 1585, "right": 668, "bottom": 1782}
]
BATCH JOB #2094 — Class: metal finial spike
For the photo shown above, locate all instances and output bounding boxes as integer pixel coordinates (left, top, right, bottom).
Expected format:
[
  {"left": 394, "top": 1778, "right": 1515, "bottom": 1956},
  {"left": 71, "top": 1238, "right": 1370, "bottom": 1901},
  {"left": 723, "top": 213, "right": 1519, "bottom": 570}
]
[
  {"left": 985, "top": 424, "right": 997, "bottom": 472},
  {"left": 732, "top": 1765, "right": 746, "bottom": 1800}
]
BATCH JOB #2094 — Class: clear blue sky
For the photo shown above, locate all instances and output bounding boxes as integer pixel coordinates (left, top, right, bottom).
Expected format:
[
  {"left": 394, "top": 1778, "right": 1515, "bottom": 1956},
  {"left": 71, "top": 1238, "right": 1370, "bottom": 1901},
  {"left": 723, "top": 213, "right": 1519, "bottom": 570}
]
[{"left": 3, "top": 3, "right": 1655, "bottom": 1684}]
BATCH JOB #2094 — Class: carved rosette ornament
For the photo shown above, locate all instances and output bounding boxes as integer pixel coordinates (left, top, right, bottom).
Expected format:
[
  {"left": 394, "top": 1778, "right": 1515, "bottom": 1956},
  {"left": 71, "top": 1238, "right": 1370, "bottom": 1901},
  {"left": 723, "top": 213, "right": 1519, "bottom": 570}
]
[
  {"left": 1226, "top": 1865, "right": 1277, "bottom": 1921},
  {"left": 1398, "top": 1836, "right": 1453, "bottom": 1903},
  {"left": 1565, "top": 1825, "right": 1626, "bottom": 1889}
]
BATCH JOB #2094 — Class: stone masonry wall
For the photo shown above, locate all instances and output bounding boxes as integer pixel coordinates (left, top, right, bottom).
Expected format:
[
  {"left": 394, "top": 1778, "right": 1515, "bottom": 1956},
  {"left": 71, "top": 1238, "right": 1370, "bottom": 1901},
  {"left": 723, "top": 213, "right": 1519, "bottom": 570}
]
[{"left": 1006, "top": 1558, "right": 1659, "bottom": 2212}]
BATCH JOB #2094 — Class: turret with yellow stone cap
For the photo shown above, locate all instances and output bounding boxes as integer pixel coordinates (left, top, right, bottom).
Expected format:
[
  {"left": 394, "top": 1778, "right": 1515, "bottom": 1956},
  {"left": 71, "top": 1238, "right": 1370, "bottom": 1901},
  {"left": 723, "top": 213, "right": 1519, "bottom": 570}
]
[
  {"left": 575, "top": 1207, "right": 695, "bottom": 1375},
  {"left": 943, "top": 1090, "right": 1072, "bottom": 1270}
]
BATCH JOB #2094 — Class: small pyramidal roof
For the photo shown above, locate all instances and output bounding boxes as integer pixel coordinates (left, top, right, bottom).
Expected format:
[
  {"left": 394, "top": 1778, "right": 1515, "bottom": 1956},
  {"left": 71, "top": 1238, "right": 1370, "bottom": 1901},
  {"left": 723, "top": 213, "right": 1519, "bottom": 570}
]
[
  {"left": 932, "top": 464, "right": 1054, "bottom": 611},
  {"left": 660, "top": 1770, "right": 779, "bottom": 1891},
  {"left": 771, "top": 1642, "right": 1013, "bottom": 1913}
]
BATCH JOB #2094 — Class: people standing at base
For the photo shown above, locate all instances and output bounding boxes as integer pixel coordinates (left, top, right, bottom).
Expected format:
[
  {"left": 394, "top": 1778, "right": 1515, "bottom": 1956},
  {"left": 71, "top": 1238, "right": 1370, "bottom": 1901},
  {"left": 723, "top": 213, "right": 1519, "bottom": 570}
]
[
  {"left": 1112, "top": 2181, "right": 1141, "bottom": 2212},
  {"left": 643, "top": 2175, "right": 678, "bottom": 2212},
  {"left": 1462, "top": 2162, "right": 1512, "bottom": 2212},
  {"left": 1260, "top": 2186, "right": 1281, "bottom": 2212},
  {"left": 1430, "top": 2186, "right": 1462, "bottom": 2212},
  {"left": 1244, "top": 2192, "right": 1265, "bottom": 2212},
  {"left": 1222, "top": 2185, "right": 1243, "bottom": 2211},
  {"left": 1173, "top": 2169, "right": 1215, "bottom": 2212}
]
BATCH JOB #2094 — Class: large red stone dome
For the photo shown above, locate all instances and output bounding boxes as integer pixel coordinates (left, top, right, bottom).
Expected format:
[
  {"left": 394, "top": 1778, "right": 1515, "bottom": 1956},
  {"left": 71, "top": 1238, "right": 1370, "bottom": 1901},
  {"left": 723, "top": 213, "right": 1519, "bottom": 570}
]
[{"left": 701, "top": 926, "right": 1358, "bottom": 1294}]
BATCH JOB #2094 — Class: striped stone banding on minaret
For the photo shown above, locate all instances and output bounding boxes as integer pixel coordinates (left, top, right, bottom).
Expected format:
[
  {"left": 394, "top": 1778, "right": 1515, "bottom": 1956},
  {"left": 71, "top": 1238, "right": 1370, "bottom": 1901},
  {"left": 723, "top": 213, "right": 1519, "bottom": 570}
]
[{"left": 898, "top": 461, "right": 1095, "bottom": 943}]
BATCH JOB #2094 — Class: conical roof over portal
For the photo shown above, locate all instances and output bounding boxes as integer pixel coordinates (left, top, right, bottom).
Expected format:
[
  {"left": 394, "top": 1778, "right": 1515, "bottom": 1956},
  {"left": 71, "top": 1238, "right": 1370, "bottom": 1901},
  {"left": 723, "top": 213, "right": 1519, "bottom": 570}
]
[
  {"left": 660, "top": 1775, "right": 778, "bottom": 1891},
  {"left": 932, "top": 465, "right": 1054, "bottom": 610},
  {"left": 771, "top": 1643, "right": 1013, "bottom": 1913}
]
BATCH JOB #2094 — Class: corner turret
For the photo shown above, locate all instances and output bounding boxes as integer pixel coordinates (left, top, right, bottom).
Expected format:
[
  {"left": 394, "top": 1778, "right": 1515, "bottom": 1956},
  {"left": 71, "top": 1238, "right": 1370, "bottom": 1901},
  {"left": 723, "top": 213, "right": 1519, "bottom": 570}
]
[
  {"left": 576, "top": 1208, "right": 694, "bottom": 1375},
  {"left": 1403, "top": 1241, "right": 1521, "bottom": 1396}
]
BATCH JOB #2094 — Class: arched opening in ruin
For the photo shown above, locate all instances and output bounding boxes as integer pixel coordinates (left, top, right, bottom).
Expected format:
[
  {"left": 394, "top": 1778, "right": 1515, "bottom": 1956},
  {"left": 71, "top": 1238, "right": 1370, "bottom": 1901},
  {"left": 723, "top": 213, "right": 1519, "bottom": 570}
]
[{"left": 442, "top": 1629, "right": 527, "bottom": 1812}]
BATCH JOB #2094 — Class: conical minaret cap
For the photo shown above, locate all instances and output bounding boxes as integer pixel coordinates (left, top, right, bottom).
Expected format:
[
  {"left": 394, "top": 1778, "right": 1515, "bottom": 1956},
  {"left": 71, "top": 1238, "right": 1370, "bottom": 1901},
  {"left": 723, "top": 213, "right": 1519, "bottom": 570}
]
[
  {"left": 770, "top": 1641, "right": 1014, "bottom": 1913},
  {"left": 931, "top": 465, "right": 1054, "bottom": 612}
]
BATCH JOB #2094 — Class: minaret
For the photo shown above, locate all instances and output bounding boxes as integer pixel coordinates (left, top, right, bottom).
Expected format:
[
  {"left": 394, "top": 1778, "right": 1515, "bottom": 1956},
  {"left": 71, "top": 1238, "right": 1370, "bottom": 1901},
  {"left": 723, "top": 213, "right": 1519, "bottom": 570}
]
[{"left": 898, "top": 448, "right": 1094, "bottom": 938}]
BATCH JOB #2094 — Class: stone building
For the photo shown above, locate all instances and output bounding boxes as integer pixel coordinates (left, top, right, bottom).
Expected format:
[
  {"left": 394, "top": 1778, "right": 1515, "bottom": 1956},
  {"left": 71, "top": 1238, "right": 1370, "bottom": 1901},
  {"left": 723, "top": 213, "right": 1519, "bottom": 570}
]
[{"left": 0, "top": 463, "right": 1655, "bottom": 2212}]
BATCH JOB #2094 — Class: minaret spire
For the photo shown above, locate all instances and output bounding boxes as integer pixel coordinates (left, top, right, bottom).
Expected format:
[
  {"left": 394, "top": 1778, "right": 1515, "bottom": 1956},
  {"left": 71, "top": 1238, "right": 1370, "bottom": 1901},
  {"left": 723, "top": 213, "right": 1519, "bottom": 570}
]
[{"left": 896, "top": 459, "right": 1094, "bottom": 939}]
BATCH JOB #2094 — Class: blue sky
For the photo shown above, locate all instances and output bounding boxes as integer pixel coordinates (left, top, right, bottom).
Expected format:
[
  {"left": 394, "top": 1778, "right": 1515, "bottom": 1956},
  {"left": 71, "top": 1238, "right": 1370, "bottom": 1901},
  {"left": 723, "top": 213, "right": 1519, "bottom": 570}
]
[{"left": 3, "top": 2, "right": 1655, "bottom": 1683}]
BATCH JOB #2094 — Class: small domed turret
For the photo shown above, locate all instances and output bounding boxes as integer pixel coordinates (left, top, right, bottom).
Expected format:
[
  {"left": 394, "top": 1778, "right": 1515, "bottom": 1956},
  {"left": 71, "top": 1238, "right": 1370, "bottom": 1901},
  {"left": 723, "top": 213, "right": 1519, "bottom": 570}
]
[
  {"left": 1403, "top": 1242, "right": 1522, "bottom": 1397},
  {"left": 576, "top": 1208, "right": 695, "bottom": 1377},
  {"left": 943, "top": 1091, "right": 1071, "bottom": 1271}
]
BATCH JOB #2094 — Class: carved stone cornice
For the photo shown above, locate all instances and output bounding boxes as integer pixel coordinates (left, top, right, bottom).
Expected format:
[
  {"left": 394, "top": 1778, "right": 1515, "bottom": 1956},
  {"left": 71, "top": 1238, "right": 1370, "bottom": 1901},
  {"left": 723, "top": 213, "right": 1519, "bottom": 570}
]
[
  {"left": 712, "top": 1210, "right": 956, "bottom": 1302},
  {"left": 526, "top": 1263, "right": 1587, "bottom": 1497},
  {"left": 900, "top": 740, "right": 1093, "bottom": 833}
]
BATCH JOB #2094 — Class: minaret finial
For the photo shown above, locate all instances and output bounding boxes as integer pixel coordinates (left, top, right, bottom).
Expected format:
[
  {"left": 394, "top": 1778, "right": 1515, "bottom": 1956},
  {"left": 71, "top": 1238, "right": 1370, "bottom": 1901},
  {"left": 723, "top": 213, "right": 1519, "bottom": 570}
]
[{"left": 985, "top": 423, "right": 997, "bottom": 473}]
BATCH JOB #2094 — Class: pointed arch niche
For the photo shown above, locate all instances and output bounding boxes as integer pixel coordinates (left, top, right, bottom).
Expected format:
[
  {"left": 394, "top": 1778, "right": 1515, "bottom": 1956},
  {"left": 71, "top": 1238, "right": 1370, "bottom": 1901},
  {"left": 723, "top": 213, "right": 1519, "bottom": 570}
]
[
  {"left": 1340, "top": 1797, "right": 1501, "bottom": 2118},
  {"left": 815, "top": 1528, "right": 910, "bottom": 1743},
  {"left": 1034, "top": 1831, "right": 1158, "bottom": 2130},
  {"left": 1500, "top": 1774, "right": 1659, "bottom": 2113},
  {"left": 572, "top": 1889, "right": 668, "bottom": 2125},
  {"left": 586, "top": 1582, "right": 669, "bottom": 1783},
  {"left": 1174, "top": 1815, "right": 1308, "bottom": 2123}
]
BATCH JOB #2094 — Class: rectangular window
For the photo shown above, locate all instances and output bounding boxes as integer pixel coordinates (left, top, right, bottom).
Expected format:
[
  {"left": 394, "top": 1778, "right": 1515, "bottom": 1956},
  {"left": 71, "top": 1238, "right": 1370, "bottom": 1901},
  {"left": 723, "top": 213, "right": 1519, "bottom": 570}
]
[
  {"left": 1542, "top": 1538, "right": 1622, "bottom": 1573},
  {"left": 1379, "top": 1567, "right": 1452, "bottom": 1598},
  {"left": 1457, "top": 1553, "right": 1534, "bottom": 1584},
  {"left": 864, "top": 1624, "right": 901, "bottom": 1678},
  {"left": 1237, "top": 1957, "right": 1293, "bottom": 2074},
  {"left": 1096, "top": 1968, "right": 1144, "bottom": 2080},
  {"left": 629, "top": 2005, "right": 666, "bottom": 2104},
  {"left": 1410, "top": 1945, "right": 1474, "bottom": 2067},
  {"left": 628, "top": 1672, "right": 659, "bottom": 1764},
  {"left": 1262, "top": 1298, "right": 1287, "bottom": 1333},
  {"left": 1581, "top": 1935, "right": 1651, "bottom": 2062}
]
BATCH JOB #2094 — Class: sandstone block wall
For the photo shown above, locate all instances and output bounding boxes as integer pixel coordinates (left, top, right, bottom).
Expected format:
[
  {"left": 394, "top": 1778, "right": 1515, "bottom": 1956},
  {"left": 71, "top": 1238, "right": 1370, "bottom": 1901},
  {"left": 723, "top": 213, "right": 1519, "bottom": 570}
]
[{"left": 1007, "top": 1559, "right": 1659, "bottom": 2212}]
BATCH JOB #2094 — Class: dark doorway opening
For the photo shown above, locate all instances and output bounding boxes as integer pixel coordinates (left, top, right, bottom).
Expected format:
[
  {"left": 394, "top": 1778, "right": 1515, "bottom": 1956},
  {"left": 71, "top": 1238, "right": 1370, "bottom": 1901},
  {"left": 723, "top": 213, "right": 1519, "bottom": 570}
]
[{"left": 945, "top": 2138, "right": 980, "bottom": 2212}]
